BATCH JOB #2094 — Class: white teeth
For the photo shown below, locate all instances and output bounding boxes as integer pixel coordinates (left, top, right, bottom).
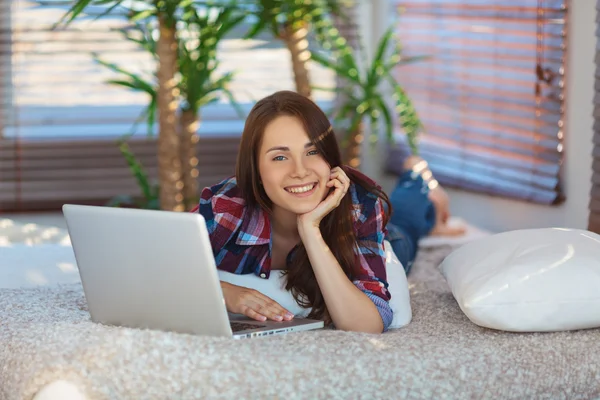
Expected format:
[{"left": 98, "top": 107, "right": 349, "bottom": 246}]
[{"left": 286, "top": 184, "right": 315, "bottom": 194}]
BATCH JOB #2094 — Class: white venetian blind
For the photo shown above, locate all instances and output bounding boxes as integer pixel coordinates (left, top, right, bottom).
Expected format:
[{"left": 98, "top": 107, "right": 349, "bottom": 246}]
[{"left": 389, "top": 0, "right": 568, "bottom": 204}]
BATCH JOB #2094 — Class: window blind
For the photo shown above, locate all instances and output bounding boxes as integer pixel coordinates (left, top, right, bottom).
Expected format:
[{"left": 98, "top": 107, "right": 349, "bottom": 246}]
[
  {"left": 588, "top": 0, "right": 600, "bottom": 233},
  {"left": 0, "top": 0, "right": 335, "bottom": 211},
  {"left": 388, "top": 0, "right": 568, "bottom": 204}
]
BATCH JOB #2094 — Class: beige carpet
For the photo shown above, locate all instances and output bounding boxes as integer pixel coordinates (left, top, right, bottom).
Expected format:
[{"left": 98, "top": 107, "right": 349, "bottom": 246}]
[{"left": 1, "top": 246, "right": 599, "bottom": 400}]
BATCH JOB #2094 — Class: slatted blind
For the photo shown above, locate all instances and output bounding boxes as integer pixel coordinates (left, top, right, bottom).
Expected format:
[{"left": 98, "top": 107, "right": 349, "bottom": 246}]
[
  {"left": 389, "top": 0, "right": 568, "bottom": 204},
  {"left": 588, "top": 0, "right": 600, "bottom": 233},
  {"left": 0, "top": 0, "right": 335, "bottom": 211}
]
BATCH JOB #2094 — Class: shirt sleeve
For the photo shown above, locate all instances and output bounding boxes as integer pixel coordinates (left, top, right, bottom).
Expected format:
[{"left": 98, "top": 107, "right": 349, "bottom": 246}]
[
  {"left": 353, "top": 196, "right": 394, "bottom": 332},
  {"left": 197, "top": 181, "right": 243, "bottom": 255}
]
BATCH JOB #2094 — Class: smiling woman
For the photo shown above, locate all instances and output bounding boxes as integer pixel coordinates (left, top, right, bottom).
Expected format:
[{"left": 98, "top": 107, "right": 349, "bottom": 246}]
[
  {"left": 193, "top": 90, "right": 458, "bottom": 333},
  {"left": 258, "top": 115, "right": 332, "bottom": 215}
]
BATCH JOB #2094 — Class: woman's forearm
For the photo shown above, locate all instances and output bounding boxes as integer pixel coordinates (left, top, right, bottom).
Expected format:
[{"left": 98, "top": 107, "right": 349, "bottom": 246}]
[{"left": 298, "top": 225, "right": 384, "bottom": 334}]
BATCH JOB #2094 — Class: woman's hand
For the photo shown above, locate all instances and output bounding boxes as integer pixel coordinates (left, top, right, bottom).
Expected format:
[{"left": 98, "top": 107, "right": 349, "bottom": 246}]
[
  {"left": 297, "top": 166, "right": 350, "bottom": 230},
  {"left": 220, "top": 281, "right": 294, "bottom": 322}
]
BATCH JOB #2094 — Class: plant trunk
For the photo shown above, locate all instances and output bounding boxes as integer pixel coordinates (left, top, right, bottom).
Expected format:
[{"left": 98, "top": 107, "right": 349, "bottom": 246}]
[
  {"left": 180, "top": 109, "right": 200, "bottom": 211},
  {"left": 281, "top": 24, "right": 312, "bottom": 98},
  {"left": 343, "top": 120, "right": 364, "bottom": 169},
  {"left": 156, "top": 14, "right": 183, "bottom": 212}
]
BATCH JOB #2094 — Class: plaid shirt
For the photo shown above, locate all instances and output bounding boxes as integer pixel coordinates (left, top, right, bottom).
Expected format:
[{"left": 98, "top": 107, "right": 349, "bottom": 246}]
[{"left": 194, "top": 171, "right": 393, "bottom": 331}]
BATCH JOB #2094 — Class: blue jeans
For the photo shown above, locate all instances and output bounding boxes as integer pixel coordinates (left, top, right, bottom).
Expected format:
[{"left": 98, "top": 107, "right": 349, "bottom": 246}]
[{"left": 384, "top": 171, "right": 435, "bottom": 275}]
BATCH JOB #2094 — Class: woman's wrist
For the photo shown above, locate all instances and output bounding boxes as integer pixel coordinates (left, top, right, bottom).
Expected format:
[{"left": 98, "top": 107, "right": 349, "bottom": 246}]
[{"left": 297, "top": 219, "right": 321, "bottom": 240}]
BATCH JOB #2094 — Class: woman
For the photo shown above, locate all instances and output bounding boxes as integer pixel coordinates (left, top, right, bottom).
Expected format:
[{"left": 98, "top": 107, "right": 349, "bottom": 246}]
[{"left": 195, "top": 90, "right": 461, "bottom": 334}]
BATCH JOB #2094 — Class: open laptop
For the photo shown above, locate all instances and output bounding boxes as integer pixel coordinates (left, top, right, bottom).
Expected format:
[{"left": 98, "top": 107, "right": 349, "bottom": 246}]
[{"left": 62, "top": 204, "right": 324, "bottom": 339}]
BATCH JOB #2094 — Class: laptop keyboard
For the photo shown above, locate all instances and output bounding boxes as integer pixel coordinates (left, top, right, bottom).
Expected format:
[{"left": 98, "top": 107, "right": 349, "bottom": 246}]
[{"left": 230, "top": 322, "right": 266, "bottom": 332}]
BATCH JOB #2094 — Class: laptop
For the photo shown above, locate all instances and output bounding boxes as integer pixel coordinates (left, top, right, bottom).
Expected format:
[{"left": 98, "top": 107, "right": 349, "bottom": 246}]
[{"left": 62, "top": 204, "right": 324, "bottom": 339}]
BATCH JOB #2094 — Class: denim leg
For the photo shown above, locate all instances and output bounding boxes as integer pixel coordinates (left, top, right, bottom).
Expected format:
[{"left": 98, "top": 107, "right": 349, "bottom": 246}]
[{"left": 384, "top": 171, "right": 436, "bottom": 274}]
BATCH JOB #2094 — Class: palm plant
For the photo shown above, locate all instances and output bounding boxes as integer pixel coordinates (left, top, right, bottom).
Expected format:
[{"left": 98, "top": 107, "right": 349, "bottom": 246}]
[
  {"left": 311, "top": 26, "right": 425, "bottom": 167},
  {"left": 174, "top": 5, "right": 245, "bottom": 209},
  {"left": 57, "top": 0, "right": 185, "bottom": 211},
  {"left": 240, "top": 0, "right": 352, "bottom": 98},
  {"left": 58, "top": 1, "right": 244, "bottom": 210}
]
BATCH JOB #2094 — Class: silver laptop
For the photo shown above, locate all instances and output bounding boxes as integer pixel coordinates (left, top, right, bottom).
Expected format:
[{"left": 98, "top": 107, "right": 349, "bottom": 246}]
[{"left": 62, "top": 204, "right": 324, "bottom": 339}]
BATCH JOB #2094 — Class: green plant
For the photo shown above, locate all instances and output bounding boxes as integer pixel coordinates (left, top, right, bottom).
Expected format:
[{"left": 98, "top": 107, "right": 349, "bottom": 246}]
[
  {"left": 105, "top": 141, "right": 160, "bottom": 210},
  {"left": 312, "top": 26, "right": 425, "bottom": 164},
  {"left": 61, "top": 2, "right": 245, "bottom": 210},
  {"left": 233, "top": 0, "right": 352, "bottom": 98},
  {"left": 58, "top": 0, "right": 245, "bottom": 211}
]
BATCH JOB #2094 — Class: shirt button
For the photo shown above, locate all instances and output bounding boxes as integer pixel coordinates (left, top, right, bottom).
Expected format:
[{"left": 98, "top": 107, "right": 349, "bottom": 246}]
[{"left": 260, "top": 273, "right": 267, "bottom": 279}]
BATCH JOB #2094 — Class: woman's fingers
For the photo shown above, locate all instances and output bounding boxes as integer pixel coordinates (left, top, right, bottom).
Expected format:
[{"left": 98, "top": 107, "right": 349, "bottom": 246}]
[
  {"left": 330, "top": 169, "right": 350, "bottom": 193},
  {"left": 258, "top": 295, "right": 294, "bottom": 321},
  {"left": 241, "top": 291, "right": 294, "bottom": 322},
  {"left": 255, "top": 301, "right": 292, "bottom": 322},
  {"left": 242, "top": 306, "right": 268, "bottom": 322}
]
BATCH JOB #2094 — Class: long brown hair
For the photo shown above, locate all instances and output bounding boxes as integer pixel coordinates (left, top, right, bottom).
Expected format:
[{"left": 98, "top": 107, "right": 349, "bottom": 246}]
[{"left": 235, "top": 90, "right": 392, "bottom": 322}]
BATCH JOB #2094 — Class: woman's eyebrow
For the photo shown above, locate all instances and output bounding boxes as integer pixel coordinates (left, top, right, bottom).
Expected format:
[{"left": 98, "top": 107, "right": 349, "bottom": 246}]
[
  {"left": 266, "top": 146, "right": 289, "bottom": 153},
  {"left": 266, "top": 142, "right": 314, "bottom": 153}
]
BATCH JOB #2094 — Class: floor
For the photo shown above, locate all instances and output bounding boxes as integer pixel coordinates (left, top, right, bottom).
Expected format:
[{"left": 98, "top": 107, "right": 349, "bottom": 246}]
[{"left": 2, "top": 212, "right": 67, "bottom": 229}]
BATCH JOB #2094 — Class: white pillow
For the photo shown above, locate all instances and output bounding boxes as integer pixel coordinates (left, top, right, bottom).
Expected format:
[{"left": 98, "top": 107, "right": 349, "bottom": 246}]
[
  {"left": 439, "top": 228, "right": 600, "bottom": 332},
  {"left": 219, "top": 240, "right": 412, "bottom": 329}
]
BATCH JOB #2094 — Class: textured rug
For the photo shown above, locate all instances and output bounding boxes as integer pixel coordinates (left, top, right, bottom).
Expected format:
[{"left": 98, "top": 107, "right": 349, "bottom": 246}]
[{"left": 1, "top": 245, "right": 599, "bottom": 400}]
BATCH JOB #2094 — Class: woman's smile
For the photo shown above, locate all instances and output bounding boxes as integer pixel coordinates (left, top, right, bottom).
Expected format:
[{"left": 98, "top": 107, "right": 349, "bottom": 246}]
[{"left": 284, "top": 182, "right": 318, "bottom": 197}]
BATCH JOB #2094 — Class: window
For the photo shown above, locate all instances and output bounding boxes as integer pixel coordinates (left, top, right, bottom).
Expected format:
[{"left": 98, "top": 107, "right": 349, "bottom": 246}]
[
  {"left": 389, "top": 0, "right": 568, "bottom": 204},
  {"left": 0, "top": 0, "right": 335, "bottom": 211}
]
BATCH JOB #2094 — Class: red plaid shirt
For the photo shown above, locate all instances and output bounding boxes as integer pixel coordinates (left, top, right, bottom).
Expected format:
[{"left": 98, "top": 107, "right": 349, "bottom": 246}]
[{"left": 192, "top": 170, "right": 393, "bottom": 330}]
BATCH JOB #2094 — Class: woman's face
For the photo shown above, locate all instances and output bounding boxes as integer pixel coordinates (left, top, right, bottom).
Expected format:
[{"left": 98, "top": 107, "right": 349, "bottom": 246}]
[{"left": 258, "top": 115, "right": 331, "bottom": 215}]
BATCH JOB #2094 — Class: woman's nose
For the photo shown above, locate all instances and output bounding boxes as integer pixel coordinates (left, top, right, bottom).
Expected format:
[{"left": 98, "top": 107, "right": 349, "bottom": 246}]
[{"left": 291, "top": 159, "right": 309, "bottom": 178}]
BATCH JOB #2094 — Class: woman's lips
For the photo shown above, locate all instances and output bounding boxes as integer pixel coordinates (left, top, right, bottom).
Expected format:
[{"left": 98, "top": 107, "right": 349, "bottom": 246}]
[{"left": 285, "top": 182, "right": 317, "bottom": 197}]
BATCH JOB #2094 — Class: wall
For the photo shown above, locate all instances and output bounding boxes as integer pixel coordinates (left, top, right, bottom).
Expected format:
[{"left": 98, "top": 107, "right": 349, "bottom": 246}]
[{"left": 366, "top": 0, "right": 595, "bottom": 233}]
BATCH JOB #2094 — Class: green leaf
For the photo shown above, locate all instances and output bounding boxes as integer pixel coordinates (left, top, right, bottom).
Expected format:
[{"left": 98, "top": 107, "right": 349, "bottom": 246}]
[
  {"left": 385, "top": 55, "right": 431, "bottom": 71},
  {"left": 222, "top": 87, "right": 245, "bottom": 118},
  {"left": 390, "top": 81, "right": 422, "bottom": 155},
  {"left": 104, "top": 79, "right": 154, "bottom": 96},
  {"left": 310, "top": 52, "right": 361, "bottom": 84},
  {"left": 93, "top": 1, "right": 124, "bottom": 21},
  {"left": 374, "top": 95, "right": 394, "bottom": 143},
  {"left": 56, "top": 0, "right": 93, "bottom": 26},
  {"left": 245, "top": 18, "right": 270, "bottom": 39},
  {"left": 122, "top": 23, "right": 158, "bottom": 58},
  {"left": 117, "top": 141, "right": 154, "bottom": 201},
  {"left": 106, "top": 194, "right": 136, "bottom": 208},
  {"left": 94, "top": 56, "right": 156, "bottom": 96},
  {"left": 146, "top": 97, "right": 157, "bottom": 136},
  {"left": 131, "top": 9, "right": 157, "bottom": 22},
  {"left": 217, "top": 13, "right": 247, "bottom": 40},
  {"left": 373, "top": 27, "right": 394, "bottom": 69}
]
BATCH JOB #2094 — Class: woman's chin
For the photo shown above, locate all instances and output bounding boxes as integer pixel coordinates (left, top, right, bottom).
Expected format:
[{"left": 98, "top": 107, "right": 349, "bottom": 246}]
[{"left": 282, "top": 201, "right": 321, "bottom": 216}]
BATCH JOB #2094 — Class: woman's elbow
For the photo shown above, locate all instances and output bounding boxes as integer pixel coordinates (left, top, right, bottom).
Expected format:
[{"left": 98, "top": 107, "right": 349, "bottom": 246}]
[{"left": 336, "top": 319, "right": 384, "bottom": 334}]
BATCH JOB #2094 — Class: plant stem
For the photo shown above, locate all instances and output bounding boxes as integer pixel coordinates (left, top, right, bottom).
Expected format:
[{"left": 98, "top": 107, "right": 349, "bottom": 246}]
[
  {"left": 180, "top": 109, "right": 200, "bottom": 211},
  {"left": 281, "top": 23, "right": 312, "bottom": 98},
  {"left": 156, "top": 13, "right": 184, "bottom": 211}
]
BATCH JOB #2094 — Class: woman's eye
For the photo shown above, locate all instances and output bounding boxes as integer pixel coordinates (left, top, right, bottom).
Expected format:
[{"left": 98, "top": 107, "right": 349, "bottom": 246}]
[
  {"left": 307, "top": 149, "right": 319, "bottom": 156},
  {"left": 273, "top": 155, "right": 286, "bottom": 161}
]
